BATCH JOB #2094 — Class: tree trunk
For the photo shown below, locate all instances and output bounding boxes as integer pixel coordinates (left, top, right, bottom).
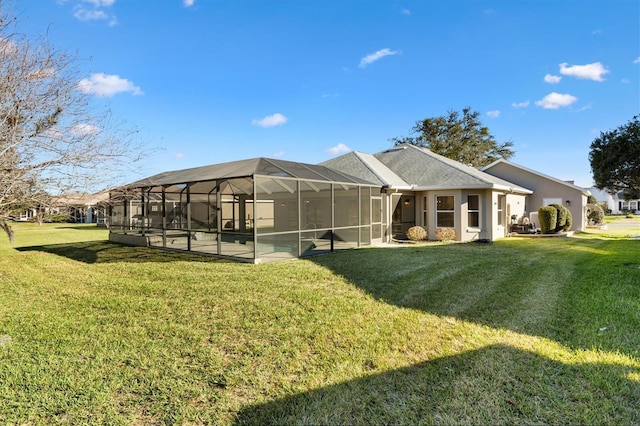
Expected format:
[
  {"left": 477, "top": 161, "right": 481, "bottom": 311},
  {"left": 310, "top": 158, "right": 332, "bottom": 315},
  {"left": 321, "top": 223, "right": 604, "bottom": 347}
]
[{"left": 0, "top": 219, "right": 15, "bottom": 245}]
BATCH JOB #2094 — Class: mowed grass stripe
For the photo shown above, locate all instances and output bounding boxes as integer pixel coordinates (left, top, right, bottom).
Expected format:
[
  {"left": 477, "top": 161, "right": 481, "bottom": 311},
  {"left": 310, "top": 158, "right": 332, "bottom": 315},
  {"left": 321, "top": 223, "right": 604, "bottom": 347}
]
[{"left": 0, "top": 222, "right": 638, "bottom": 424}]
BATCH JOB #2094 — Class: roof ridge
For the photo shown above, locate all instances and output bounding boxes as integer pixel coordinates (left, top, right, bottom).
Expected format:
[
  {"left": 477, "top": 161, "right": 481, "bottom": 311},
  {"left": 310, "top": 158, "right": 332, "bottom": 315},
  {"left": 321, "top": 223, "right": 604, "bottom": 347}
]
[{"left": 353, "top": 151, "right": 411, "bottom": 188}]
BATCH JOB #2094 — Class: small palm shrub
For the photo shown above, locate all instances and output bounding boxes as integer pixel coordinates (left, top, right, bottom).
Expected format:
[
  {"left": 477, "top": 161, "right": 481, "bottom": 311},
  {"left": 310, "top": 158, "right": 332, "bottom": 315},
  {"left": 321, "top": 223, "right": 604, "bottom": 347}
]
[
  {"left": 435, "top": 227, "right": 456, "bottom": 242},
  {"left": 406, "top": 225, "right": 427, "bottom": 241}
]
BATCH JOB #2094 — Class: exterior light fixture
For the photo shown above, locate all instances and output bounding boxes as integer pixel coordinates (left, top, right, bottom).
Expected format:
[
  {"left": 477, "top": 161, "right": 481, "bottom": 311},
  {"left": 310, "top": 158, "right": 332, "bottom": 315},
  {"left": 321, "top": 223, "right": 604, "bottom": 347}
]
[{"left": 565, "top": 200, "right": 571, "bottom": 206}]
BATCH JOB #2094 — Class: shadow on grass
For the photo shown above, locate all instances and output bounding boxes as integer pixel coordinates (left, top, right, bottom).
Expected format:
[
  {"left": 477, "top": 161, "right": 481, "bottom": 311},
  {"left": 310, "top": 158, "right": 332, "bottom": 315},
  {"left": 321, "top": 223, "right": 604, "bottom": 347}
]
[
  {"left": 235, "top": 344, "right": 639, "bottom": 425},
  {"left": 53, "top": 225, "right": 107, "bottom": 231},
  {"left": 16, "top": 241, "right": 229, "bottom": 264},
  {"left": 311, "top": 237, "right": 640, "bottom": 358}
]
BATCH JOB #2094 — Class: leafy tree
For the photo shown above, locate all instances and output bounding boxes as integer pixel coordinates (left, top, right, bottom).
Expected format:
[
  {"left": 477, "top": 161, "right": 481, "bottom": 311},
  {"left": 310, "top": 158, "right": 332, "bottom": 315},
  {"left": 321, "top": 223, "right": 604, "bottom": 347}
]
[
  {"left": 391, "top": 107, "right": 514, "bottom": 167},
  {"left": 0, "top": 6, "right": 146, "bottom": 243},
  {"left": 589, "top": 115, "right": 640, "bottom": 194}
]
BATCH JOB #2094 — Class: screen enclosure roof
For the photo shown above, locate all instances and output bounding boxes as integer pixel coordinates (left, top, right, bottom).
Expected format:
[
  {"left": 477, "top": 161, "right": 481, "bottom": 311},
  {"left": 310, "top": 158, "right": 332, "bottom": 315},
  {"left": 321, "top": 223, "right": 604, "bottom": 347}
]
[{"left": 122, "top": 157, "right": 378, "bottom": 189}]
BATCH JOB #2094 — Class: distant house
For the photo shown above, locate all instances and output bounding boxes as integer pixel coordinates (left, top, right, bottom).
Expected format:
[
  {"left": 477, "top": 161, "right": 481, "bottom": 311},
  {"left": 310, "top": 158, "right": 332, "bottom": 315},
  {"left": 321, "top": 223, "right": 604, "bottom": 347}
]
[
  {"left": 53, "top": 192, "right": 110, "bottom": 225},
  {"left": 589, "top": 187, "right": 640, "bottom": 214},
  {"left": 12, "top": 191, "right": 109, "bottom": 225}
]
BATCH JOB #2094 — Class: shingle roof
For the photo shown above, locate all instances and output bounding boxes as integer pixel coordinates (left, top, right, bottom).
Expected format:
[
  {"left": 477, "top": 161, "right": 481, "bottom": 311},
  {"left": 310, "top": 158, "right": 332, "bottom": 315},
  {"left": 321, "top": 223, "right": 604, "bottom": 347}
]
[
  {"left": 320, "top": 151, "right": 411, "bottom": 188},
  {"left": 125, "top": 157, "right": 375, "bottom": 189},
  {"left": 371, "top": 144, "right": 531, "bottom": 193}
]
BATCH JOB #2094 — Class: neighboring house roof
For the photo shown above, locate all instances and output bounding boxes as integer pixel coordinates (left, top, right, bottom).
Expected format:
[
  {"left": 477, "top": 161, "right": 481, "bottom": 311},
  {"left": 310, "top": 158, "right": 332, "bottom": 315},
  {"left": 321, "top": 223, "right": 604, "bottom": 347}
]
[
  {"left": 124, "top": 157, "right": 376, "bottom": 189},
  {"left": 366, "top": 144, "right": 532, "bottom": 193},
  {"left": 320, "top": 151, "right": 412, "bottom": 189},
  {"left": 53, "top": 191, "right": 109, "bottom": 206},
  {"left": 588, "top": 187, "right": 617, "bottom": 202},
  {"left": 482, "top": 159, "right": 590, "bottom": 196}
]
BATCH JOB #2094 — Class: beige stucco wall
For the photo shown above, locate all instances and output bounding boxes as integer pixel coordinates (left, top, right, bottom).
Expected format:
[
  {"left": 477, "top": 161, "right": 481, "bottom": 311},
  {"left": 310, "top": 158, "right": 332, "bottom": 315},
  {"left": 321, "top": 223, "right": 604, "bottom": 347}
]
[
  {"left": 411, "top": 189, "right": 525, "bottom": 242},
  {"left": 485, "top": 163, "right": 586, "bottom": 231}
]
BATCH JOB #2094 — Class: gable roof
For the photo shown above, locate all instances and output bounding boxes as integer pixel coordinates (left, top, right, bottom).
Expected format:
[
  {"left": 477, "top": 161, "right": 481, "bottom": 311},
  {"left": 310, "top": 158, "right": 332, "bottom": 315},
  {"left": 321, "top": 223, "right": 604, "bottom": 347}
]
[
  {"left": 125, "top": 157, "right": 375, "bottom": 189},
  {"left": 320, "top": 151, "right": 412, "bottom": 189},
  {"left": 370, "top": 144, "right": 532, "bottom": 193},
  {"left": 482, "top": 159, "right": 590, "bottom": 196}
]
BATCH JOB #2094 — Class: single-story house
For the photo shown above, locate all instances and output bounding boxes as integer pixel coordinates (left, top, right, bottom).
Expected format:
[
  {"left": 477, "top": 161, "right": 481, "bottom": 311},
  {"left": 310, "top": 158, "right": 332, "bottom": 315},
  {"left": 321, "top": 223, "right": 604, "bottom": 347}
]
[
  {"left": 480, "top": 159, "right": 590, "bottom": 231},
  {"left": 588, "top": 187, "right": 640, "bottom": 214},
  {"left": 108, "top": 144, "right": 589, "bottom": 262},
  {"left": 12, "top": 191, "right": 109, "bottom": 225},
  {"left": 321, "top": 144, "right": 533, "bottom": 242}
]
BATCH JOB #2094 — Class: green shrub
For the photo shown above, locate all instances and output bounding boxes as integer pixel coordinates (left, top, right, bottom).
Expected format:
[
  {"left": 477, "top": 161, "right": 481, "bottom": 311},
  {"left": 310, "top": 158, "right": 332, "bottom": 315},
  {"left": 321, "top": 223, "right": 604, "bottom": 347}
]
[
  {"left": 435, "top": 227, "right": 456, "bottom": 242},
  {"left": 538, "top": 206, "right": 557, "bottom": 234},
  {"left": 588, "top": 210, "right": 604, "bottom": 225},
  {"left": 406, "top": 225, "right": 427, "bottom": 241},
  {"left": 548, "top": 203, "right": 572, "bottom": 232}
]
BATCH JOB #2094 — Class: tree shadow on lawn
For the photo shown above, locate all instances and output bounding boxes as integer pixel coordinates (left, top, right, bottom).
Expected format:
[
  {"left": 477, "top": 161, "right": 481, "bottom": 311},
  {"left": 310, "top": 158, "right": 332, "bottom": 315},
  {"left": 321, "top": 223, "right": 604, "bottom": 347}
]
[
  {"left": 310, "top": 237, "right": 640, "bottom": 358},
  {"left": 235, "top": 343, "right": 639, "bottom": 425},
  {"left": 16, "top": 241, "right": 229, "bottom": 264}
]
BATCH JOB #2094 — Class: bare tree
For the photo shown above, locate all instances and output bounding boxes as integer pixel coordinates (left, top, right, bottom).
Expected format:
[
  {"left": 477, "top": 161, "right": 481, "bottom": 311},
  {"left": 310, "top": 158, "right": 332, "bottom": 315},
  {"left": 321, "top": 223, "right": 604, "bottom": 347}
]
[{"left": 0, "top": 6, "right": 147, "bottom": 243}]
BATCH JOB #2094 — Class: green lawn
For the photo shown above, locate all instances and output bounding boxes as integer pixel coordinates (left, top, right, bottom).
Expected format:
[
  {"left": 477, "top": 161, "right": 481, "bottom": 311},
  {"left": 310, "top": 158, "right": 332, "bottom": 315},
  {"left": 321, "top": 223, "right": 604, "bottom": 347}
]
[{"left": 0, "top": 222, "right": 638, "bottom": 425}]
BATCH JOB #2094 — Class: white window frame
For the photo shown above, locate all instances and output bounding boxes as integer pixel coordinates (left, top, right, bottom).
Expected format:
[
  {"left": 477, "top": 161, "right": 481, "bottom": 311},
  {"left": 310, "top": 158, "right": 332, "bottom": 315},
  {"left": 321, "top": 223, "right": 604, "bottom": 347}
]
[
  {"left": 497, "top": 195, "right": 506, "bottom": 226},
  {"left": 467, "top": 194, "right": 481, "bottom": 229},
  {"left": 436, "top": 195, "right": 455, "bottom": 228}
]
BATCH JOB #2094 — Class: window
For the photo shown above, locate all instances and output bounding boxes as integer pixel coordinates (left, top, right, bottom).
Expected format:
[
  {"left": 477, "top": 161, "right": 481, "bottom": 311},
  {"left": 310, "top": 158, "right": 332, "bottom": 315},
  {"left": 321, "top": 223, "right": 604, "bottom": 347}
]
[
  {"left": 497, "top": 195, "right": 506, "bottom": 226},
  {"left": 468, "top": 195, "right": 480, "bottom": 228},
  {"left": 422, "top": 196, "right": 428, "bottom": 226},
  {"left": 436, "top": 195, "right": 454, "bottom": 227}
]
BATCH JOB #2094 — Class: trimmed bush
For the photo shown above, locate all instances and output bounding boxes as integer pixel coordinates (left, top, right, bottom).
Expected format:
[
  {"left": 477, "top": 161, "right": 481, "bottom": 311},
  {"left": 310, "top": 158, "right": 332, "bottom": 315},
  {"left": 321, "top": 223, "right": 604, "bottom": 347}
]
[
  {"left": 563, "top": 207, "right": 573, "bottom": 231},
  {"left": 588, "top": 210, "right": 604, "bottom": 225},
  {"left": 406, "top": 225, "right": 427, "bottom": 241},
  {"left": 549, "top": 203, "right": 572, "bottom": 232},
  {"left": 538, "top": 206, "right": 557, "bottom": 234},
  {"left": 435, "top": 227, "right": 456, "bottom": 242}
]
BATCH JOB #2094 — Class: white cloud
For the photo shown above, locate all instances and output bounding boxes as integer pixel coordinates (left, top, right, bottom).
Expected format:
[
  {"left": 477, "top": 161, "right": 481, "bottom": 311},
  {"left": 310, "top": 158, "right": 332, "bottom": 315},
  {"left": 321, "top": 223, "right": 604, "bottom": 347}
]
[
  {"left": 70, "top": 123, "right": 101, "bottom": 136},
  {"left": 512, "top": 101, "right": 530, "bottom": 108},
  {"left": 77, "top": 73, "right": 143, "bottom": 97},
  {"left": 252, "top": 113, "right": 287, "bottom": 128},
  {"left": 486, "top": 110, "right": 500, "bottom": 118},
  {"left": 272, "top": 151, "right": 285, "bottom": 158},
  {"left": 400, "top": 8, "right": 411, "bottom": 15},
  {"left": 544, "top": 74, "right": 561, "bottom": 84},
  {"left": 71, "top": 0, "right": 117, "bottom": 25},
  {"left": 359, "top": 48, "right": 399, "bottom": 68},
  {"left": 634, "top": 57, "right": 640, "bottom": 64},
  {"left": 73, "top": 7, "right": 108, "bottom": 21},
  {"left": 535, "top": 92, "right": 578, "bottom": 109},
  {"left": 327, "top": 143, "right": 351, "bottom": 155},
  {"left": 171, "top": 152, "right": 185, "bottom": 158},
  {"left": 183, "top": 0, "right": 195, "bottom": 6},
  {"left": 559, "top": 62, "right": 609, "bottom": 81},
  {"left": 82, "top": 0, "right": 116, "bottom": 6}
]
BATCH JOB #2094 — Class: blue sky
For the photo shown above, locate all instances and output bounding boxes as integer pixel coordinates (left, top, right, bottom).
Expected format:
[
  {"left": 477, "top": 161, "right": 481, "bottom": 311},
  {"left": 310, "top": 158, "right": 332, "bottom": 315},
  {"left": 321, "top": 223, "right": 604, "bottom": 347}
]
[{"left": 19, "top": 0, "right": 640, "bottom": 188}]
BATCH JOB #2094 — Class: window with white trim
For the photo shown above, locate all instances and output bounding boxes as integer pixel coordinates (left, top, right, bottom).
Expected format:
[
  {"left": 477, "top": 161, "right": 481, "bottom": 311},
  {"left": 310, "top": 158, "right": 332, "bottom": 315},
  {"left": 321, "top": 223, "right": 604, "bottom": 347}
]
[
  {"left": 468, "top": 195, "right": 480, "bottom": 228},
  {"left": 436, "top": 195, "right": 454, "bottom": 227},
  {"left": 497, "top": 195, "right": 505, "bottom": 226}
]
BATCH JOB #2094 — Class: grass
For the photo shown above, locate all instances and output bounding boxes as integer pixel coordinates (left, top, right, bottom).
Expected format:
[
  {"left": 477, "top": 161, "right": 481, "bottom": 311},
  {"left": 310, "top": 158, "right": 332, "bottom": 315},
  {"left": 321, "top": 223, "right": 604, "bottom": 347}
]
[{"left": 0, "top": 221, "right": 638, "bottom": 425}]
